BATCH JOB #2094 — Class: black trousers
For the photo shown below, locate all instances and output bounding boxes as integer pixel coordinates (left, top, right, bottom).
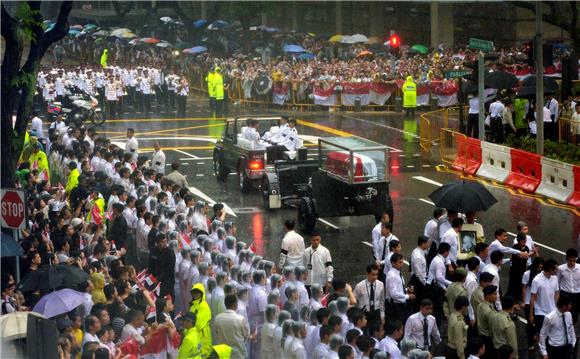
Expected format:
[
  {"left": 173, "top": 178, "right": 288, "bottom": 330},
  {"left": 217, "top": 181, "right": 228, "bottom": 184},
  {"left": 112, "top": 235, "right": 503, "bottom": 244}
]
[
  {"left": 546, "top": 342, "right": 574, "bottom": 359},
  {"left": 386, "top": 300, "right": 408, "bottom": 323},
  {"left": 427, "top": 284, "right": 445, "bottom": 325},
  {"left": 177, "top": 95, "right": 187, "bottom": 116},
  {"left": 445, "top": 345, "right": 460, "bottom": 359},
  {"left": 560, "top": 291, "right": 580, "bottom": 323},
  {"left": 467, "top": 113, "right": 479, "bottom": 138},
  {"left": 107, "top": 100, "right": 117, "bottom": 119},
  {"left": 491, "top": 116, "right": 504, "bottom": 143},
  {"left": 408, "top": 274, "right": 426, "bottom": 313},
  {"left": 143, "top": 94, "right": 152, "bottom": 113},
  {"left": 481, "top": 335, "right": 496, "bottom": 359}
]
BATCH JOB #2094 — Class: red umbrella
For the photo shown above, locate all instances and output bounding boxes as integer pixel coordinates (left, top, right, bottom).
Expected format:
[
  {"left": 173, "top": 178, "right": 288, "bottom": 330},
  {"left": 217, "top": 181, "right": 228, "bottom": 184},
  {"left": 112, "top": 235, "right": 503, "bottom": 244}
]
[{"left": 141, "top": 37, "right": 161, "bottom": 44}]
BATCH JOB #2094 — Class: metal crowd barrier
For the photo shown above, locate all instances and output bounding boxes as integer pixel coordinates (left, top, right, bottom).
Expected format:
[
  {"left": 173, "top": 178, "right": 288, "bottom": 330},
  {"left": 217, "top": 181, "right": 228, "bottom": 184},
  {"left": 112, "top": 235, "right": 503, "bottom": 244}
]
[
  {"left": 559, "top": 117, "right": 580, "bottom": 145},
  {"left": 439, "top": 128, "right": 466, "bottom": 166}
]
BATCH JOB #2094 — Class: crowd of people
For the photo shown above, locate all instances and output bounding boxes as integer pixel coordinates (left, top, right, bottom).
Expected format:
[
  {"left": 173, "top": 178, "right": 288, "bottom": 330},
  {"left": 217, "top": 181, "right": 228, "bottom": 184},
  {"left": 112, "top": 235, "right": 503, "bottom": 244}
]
[{"left": 3, "top": 106, "right": 580, "bottom": 359}]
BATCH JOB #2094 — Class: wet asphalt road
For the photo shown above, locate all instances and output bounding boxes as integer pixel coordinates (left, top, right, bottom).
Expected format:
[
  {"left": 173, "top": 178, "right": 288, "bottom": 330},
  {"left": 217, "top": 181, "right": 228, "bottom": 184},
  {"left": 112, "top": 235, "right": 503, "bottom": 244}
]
[{"left": 85, "top": 95, "right": 578, "bottom": 358}]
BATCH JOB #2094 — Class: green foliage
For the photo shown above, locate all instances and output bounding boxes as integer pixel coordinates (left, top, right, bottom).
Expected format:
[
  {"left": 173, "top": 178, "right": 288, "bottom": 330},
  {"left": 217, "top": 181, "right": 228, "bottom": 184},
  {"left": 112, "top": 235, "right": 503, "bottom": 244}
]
[
  {"left": 504, "top": 134, "right": 580, "bottom": 165},
  {"left": 572, "top": 83, "right": 580, "bottom": 97},
  {"left": 10, "top": 72, "right": 36, "bottom": 89},
  {"left": 14, "top": 2, "right": 41, "bottom": 43}
]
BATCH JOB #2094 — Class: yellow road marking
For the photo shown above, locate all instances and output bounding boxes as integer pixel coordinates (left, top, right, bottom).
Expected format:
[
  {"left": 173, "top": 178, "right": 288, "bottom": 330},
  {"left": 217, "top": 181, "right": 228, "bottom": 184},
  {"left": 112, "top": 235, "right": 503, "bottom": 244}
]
[
  {"left": 435, "top": 165, "right": 580, "bottom": 216},
  {"left": 297, "top": 119, "right": 352, "bottom": 137}
]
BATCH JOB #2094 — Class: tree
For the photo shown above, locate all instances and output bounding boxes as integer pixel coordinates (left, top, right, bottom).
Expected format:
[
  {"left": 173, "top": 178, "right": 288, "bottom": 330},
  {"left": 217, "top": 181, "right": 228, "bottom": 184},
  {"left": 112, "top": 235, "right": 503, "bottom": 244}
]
[
  {"left": 1, "top": 1, "right": 72, "bottom": 188},
  {"left": 110, "top": 1, "right": 135, "bottom": 23}
]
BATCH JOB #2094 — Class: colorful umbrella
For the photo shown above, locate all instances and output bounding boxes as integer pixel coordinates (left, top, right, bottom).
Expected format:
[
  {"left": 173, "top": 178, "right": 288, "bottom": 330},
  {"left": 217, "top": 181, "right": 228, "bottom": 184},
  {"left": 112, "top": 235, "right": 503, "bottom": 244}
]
[
  {"left": 32, "top": 289, "right": 86, "bottom": 318},
  {"left": 208, "top": 20, "right": 229, "bottom": 30},
  {"left": 350, "top": 34, "right": 369, "bottom": 43},
  {"left": 0, "top": 312, "right": 48, "bottom": 340},
  {"left": 141, "top": 37, "right": 161, "bottom": 44},
  {"left": 409, "top": 44, "right": 429, "bottom": 55},
  {"left": 283, "top": 44, "right": 306, "bottom": 53},
  {"left": 156, "top": 41, "right": 173, "bottom": 48},
  {"left": 71, "top": 24, "right": 83, "bottom": 30},
  {"left": 193, "top": 19, "right": 208, "bottom": 28},
  {"left": 329, "top": 34, "right": 343, "bottom": 43},
  {"left": 183, "top": 46, "right": 208, "bottom": 54}
]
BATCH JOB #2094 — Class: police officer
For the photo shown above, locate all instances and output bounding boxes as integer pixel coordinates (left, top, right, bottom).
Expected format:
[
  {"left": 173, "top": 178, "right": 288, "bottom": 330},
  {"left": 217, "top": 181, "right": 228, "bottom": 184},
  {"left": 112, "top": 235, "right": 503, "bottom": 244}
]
[
  {"left": 477, "top": 285, "right": 498, "bottom": 359},
  {"left": 213, "top": 67, "right": 225, "bottom": 118},
  {"left": 444, "top": 268, "right": 468, "bottom": 319},
  {"left": 178, "top": 312, "right": 202, "bottom": 359},
  {"left": 491, "top": 296, "right": 518, "bottom": 359},
  {"left": 447, "top": 296, "right": 470, "bottom": 359},
  {"left": 402, "top": 75, "right": 417, "bottom": 116},
  {"left": 206, "top": 66, "right": 216, "bottom": 113}
]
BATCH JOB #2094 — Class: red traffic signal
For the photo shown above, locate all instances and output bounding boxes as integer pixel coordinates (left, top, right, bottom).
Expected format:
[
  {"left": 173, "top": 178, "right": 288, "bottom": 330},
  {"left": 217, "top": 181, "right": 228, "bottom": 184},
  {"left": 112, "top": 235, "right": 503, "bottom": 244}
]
[{"left": 390, "top": 34, "right": 400, "bottom": 48}]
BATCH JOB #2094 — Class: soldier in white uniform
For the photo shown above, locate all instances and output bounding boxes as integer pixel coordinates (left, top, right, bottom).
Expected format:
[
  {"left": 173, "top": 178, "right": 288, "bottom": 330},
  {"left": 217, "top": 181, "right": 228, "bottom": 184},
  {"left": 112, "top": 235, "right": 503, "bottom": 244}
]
[
  {"left": 125, "top": 128, "right": 139, "bottom": 162},
  {"left": 140, "top": 71, "right": 153, "bottom": 114},
  {"left": 150, "top": 141, "right": 166, "bottom": 174},
  {"left": 105, "top": 77, "right": 118, "bottom": 119}
]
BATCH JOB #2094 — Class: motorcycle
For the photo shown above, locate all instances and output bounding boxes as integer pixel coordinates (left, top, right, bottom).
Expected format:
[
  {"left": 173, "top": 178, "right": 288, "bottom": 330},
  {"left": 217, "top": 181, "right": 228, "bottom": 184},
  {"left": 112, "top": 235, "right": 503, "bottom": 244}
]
[{"left": 47, "top": 88, "right": 105, "bottom": 127}]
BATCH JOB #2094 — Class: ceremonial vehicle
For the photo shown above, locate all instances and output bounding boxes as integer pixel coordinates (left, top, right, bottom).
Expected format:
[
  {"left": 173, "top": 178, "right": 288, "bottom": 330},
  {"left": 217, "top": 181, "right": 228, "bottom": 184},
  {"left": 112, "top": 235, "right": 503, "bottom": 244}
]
[
  {"left": 261, "top": 136, "right": 394, "bottom": 232},
  {"left": 212, "top": 116, "right": 305, "bottom": 193}
]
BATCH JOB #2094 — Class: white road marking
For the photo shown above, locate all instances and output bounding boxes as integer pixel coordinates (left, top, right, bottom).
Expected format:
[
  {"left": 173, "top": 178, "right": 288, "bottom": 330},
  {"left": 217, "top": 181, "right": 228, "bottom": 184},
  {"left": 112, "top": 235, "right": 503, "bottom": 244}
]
[
  {"left": 173, "top": 149, "right": 199, "bottom": 159},
  {"left": 188, "top": 186, "right": 237, "bottom": 217},
  {"left": 112, "top": 137, "right": 218, "bottom": 143},
  {"left": 422, "top": 164, "right": 431, "bottom": 168},
  {"left": 317, "top": 218, "right": 341, "bottom": 230},
  {"left": 196, "top": 174, "right": 204, "bottom": 177},
  {"left": 406, "top": 165, "right": 415, "bottom": 168},
  {"left": 412, "top": 176, "right": 443, "bottom": 187},
  {"left": 197, "top": 162, "right": 205, "bottom": 165},
  {"left": 419, "top": 198, "right": 435, "bottom": 206},
  {"left": 507, "top": 232, "right": 565, "bottom": 256}
]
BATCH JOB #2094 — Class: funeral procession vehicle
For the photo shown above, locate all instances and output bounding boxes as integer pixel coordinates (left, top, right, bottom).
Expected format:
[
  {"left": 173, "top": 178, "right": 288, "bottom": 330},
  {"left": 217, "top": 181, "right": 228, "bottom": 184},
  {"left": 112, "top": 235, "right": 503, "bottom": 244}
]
[
  {"left": 212, "top": 115, "right": 307, "bottom": 193},
  {"left": 262, "top": 136, "right": 394, "bottom": 233}
]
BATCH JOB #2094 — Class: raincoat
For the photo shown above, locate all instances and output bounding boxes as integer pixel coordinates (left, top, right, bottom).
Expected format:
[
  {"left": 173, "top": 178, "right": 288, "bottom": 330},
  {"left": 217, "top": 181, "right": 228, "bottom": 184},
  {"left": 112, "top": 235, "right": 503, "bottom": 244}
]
[
  {"left": 402, "top": 76, "right": 417, "bottom": 108},
  {"left": 177, "top": 326, "right": 202, "bottom": 359},
  {"left": 66, "top": 168, "right": 80, "bottom": 195},
  {"left": 205, "top": 71, "right": 216, "bottom": 99},
  {"left": 212, "top": 69, "right": 224, "bottom": 101},
  {"left": 86, "top": 196, "right": 105, "bottom": 224},
  {"left": 189, "top": 283, "right": 212, "bottom": 358},
  {"left": 29, "top": 150, "right": 50, "bottom": 182},
  {"left": 212, "top": 344, "right": 232, "bottom": 359},
  {"left": 90, "top": 272, "right": 106, "bottom": 304},
  {"left": 100, "top": 49, "right": 108, "bottom": 69}
]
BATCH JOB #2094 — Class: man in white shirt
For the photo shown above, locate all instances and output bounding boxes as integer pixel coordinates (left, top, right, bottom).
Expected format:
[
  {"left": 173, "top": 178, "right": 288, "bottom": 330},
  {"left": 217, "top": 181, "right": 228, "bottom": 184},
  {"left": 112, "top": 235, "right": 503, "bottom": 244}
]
[
  {"left": 150, "top": 141, "right": 166, "bottom": 174},
  {"left": 278, "top": 219, "right": 305, "bottom": 269},
  {"left": 424, "top": 207, "right": 445, "bottom": 264},
  {"left": 313, "top": 325, "right": 332, "bottom": 359},
  {"left": 489, "top": 98, "right": 506, "bottom": 143},
  {"left": 373, "top": 222, "right": 398, "bottom": 283},
  {"left": 464, "top": 257, "right": 480, "bottom": 324},
  {"left": 482, "top": 250, "right": 503, "bottom": 310},
  {"left": 466, "top": 337, "right": 486, "bottom": 359},
  {"left": 378, "top": 320, "right": 404, "bottom": 359},
  {"left": 441, "top": 217, "right": 463, "bottom": 267},
  {"left": 426, "top": 242, "right": 452, "bottom": 324},
  {"left": 545, "top": 94, "right": 559, "bottom": 141},
  {"left": 30, "top": 111, "right": 44, "bottom": 139},
  {"left": 558, "top": 248, "right": 580, "bottom": 324},
  {"left": 409, "top": 235, "right": 430, "bottom": 308},
  {"left": 515, "top": 221, "right": 538, "bottom": 266},
  {"left": 82, "top": 315, "right": 102, "bottom": 347},
  {"left": 354, "top": 263, "right": 385, "bottom": 323},
  {"left": 385, "top": 253, "right": 415, "bottom": 323},
  {"left": 467, "top": 95, "right": 480, "bottom": 138},
  {"left": 487, "top": 228, "right": 528, "bottom": 264},
  {"left": 303, "top": 231, "right": 334, "bottom": 292},
  {"left": 529, "top": 259, "right": 560, "bottom": 336},
  {"left": 214, "top": 294, "right": 251, "bottom": 359},
  {"left": 371, "top": 212, "right": 390, "bottom": 251},
  {"left": 538, "top": 295, "right": 576, "bottom": 359},
  {"left": 125, "top": 128, "right": 139, "bottom": 161},
  {"left": 473, "top": 242, "right": 489, "bottom": 279},
  {"left": 247, "top": 270, "right": 268, "bottom": 358},
  {"left": 404, "top": 299, "right": 441, "bottom": 352}
]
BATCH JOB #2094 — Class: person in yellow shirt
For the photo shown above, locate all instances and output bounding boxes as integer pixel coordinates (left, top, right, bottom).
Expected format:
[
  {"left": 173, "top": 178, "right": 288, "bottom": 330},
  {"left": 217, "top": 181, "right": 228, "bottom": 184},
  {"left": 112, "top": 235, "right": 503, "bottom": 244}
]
[
  {"left": 178, "top": 312, "right": 202, "bottom": 359},
  {"left": 65, "top": 161, "right": 80, "bottom": 196},
  {"left": 29, "top": 143, "right": 50, "bottom": 182},
  {"left": 189, "top": 283, "right": 212, "bottom": 358}
]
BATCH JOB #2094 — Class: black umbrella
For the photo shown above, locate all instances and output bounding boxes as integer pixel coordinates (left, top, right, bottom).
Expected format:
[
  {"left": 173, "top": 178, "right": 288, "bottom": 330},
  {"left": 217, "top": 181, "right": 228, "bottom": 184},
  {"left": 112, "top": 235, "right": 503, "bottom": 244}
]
[
  {"left": 522, "top": 76, "right": 559, "bottom": 93},
  {"left": 1, "top": 233, "right": 23, "bottom": 258},
  {"left": 17, "top": 264, "right": 89, "bottom": 292},
  {"left": 485, "top": 71, "right": 518, "bottom": 90},
  {"left": 253, "top": 75, "right": 273, "bottom": 95},
  {"left": 428, "top": 180, "right": 498, "bottom": 213},
  {"left": 516, "top": 85, "right": 557, "bottom": 99}
]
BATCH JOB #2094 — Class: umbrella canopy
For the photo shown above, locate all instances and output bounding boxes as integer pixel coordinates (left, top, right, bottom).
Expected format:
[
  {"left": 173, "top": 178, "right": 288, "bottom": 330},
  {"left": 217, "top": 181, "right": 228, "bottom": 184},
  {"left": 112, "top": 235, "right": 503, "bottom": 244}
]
[
  {"left": 349, "top": 34, "right": 369, "bottom": 43},
  {"left": 297, "top": 52, "right": 315, "bottom": 60},
  {"left": 338, "top": 35, "right": 357, "bottom": 44},
  {"left": 0, "top": 312, "right": 48, "bottom": 340},
  {"left": 428, "top": 180, "right": 497, "bottom": 213},
  {"left": 193, "top": 19, "right": 208, "bottom": 28},
  {"left": 32, "top": 289, "right": 86, "bottom": 318},
  {"left": 83, "top": 24, "right": 98, "bottom": 31},
  {"left": 141, "top": 37, "right": 160, "bottom": 44},
  {"left": 485, "top": 70, "right": 518, "bottom": 90},
  {"left": 283, "top": 44, "right": 306, "bottom": 53},
  {"left": 68, "top": 28, "right": 81, "bottom": 35},
  {"left": 329, "top": 34, "right": 343, "bottom": 43},
  {"left": 17, "top": 264, "right": 89, "bottom": 293},
  {"left": 160, "top": 16, "right": 172, "bottom": 23},
  {"left": 91, "top": 30, "right": 109, "bottom": 37},
  {"left": 71, "top": 24, "right": 83, "bottom": 30},
  {"left": 183, "top": 46, "right": 208, "bottom": 54},
  {"left": 357, "top": 50, "right": 373, "bottom": 58},
  {"left": 522, "top": 76, "right": 559, "bottom": 93},
  {"left": 1, "top": 233, "right": 23, "bottom": 258},
  {"left": 365, "top": 36, "right": 383, "bottom": 45},
  {"left": 208, "top": 20, "right": 229, "bottom": 30},
  {"left": 254, "top": 75, "right": 273, "bottom": 95},
  {"left": 156, "top": 41, "right": 173, "bottom": 48},
  {"left": 409, "top": 44, "right": 429, "bottom": 55},
  {"left": 516, "top": 85, "right": 557, "bottom": 98}
]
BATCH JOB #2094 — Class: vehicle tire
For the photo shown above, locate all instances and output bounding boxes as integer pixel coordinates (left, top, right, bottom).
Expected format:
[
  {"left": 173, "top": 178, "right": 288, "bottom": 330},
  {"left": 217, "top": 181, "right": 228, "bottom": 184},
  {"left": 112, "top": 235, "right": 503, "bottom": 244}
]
[
  {"left": 298, "top": 196, "right": 317, "bottom": 234},
  {"left": 262, "top": 177, "right": 271, "bottom": 210},
  {"left": 90, "top": 111, "right": 105, "bottom": 126},
  {"left": 238, "top": 165, "right": 251, "bottom": 193}
]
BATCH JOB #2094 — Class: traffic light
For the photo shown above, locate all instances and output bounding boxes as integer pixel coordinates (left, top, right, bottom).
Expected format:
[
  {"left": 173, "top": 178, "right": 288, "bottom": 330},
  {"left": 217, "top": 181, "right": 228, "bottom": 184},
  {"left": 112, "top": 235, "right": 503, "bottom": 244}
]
[{"left": 389, "top": 34, "right": 400, "bottom": 55}]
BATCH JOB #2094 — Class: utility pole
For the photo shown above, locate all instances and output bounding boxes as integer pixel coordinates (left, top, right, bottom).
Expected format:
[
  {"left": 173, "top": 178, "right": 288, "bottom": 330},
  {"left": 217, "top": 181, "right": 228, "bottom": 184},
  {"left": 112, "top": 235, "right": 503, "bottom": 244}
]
[
  {"left": 535, "top": 2, "right": 544, "bottom": 155},
  {"left": 478, "top": 52, "right": 485, "bottom": 141}
]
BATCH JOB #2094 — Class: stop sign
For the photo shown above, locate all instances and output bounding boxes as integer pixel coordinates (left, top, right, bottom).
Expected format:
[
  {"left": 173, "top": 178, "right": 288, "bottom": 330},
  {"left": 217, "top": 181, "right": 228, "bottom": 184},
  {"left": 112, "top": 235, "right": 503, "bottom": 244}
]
[{"left": 1, "top": 189, "right": 26, "bottom": 229}]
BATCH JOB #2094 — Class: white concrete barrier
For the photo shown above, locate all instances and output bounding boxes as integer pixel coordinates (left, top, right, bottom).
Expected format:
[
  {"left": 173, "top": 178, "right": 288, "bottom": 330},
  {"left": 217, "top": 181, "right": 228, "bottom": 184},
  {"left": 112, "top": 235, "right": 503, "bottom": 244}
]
[
  {"left": 535, "top": 157, "right": 574, "bottom": 203},
  {"left": 476, "top": 142, "right": 511, "bottom": 182}
]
